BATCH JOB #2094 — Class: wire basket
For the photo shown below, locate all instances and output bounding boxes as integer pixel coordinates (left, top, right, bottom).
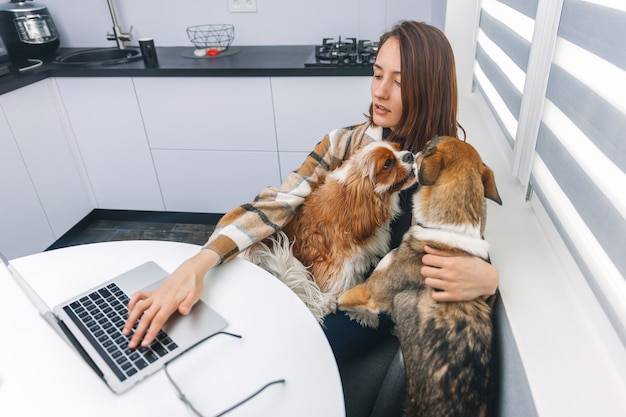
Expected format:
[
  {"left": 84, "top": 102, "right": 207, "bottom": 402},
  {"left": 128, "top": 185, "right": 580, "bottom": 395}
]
[{"left": 186, "top": 24, "right": 235, "bottom": 51}]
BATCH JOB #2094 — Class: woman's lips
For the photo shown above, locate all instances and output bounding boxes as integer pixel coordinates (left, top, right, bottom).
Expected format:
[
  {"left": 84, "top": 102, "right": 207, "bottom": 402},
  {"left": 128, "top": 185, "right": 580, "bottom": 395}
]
[{"left": 374, "top": 104, "right": 390, "bottom": 115}]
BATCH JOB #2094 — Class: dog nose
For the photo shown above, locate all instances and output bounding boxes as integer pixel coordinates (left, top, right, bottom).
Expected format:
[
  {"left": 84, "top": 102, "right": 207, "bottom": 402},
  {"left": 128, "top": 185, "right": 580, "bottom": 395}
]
[{"left": 402, "top": 153, "right": 415, "bottom": 163}]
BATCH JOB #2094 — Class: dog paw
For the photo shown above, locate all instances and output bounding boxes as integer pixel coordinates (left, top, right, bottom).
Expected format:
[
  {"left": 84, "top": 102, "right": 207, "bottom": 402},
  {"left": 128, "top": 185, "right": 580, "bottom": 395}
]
[
  {"left": 307, "top": 294, "right": 338, "bottom": 323},
  {"left": 346, "top": 310, "right": 380, "bottom": 328}
]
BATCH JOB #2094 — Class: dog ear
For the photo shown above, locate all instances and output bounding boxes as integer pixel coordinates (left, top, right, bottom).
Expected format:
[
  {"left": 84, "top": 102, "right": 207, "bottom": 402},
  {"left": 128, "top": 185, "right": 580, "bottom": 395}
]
[
  {"left": 418, "top": 152, "right": 443, "bottom": 185},
  {"left": 482, "top": 164, "right": 503, "bottom": 205}
]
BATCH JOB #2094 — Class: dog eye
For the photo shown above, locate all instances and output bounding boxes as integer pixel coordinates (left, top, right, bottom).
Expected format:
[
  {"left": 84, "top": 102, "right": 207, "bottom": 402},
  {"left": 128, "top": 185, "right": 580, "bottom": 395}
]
[{"left": 383, "top": 158, "right": 393, "bottom": 169}]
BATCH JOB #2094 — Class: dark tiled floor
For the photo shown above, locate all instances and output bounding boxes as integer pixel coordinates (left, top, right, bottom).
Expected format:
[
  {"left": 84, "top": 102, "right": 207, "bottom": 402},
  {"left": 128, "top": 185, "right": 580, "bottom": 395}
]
[{"left": 47, "top": 210, "right": 222, "bottom": 250}]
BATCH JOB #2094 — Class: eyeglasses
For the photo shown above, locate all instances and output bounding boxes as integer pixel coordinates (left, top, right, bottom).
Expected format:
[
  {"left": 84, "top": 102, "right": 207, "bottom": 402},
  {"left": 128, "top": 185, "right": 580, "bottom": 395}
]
[{"left": 163, "top": 331, "right": 286, "bottom": 417}]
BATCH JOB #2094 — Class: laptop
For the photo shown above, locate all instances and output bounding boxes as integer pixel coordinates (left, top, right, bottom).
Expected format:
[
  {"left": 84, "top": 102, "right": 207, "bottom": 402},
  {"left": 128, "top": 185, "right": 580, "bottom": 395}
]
[{"left": 1, "top": 253, "right": 228, "bottom": 394}]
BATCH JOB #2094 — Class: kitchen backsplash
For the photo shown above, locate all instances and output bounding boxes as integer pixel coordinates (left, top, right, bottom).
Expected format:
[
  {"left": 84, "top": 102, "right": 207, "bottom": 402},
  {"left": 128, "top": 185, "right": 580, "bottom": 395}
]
[{"left": 46, "top": 0, "right": 444, "bottom": 48}]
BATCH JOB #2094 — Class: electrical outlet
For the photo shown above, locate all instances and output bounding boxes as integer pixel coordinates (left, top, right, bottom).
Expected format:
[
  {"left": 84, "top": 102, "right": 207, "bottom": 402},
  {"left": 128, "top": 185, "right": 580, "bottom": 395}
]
[{"left": 229, "top": 0, "right": 257, "bottom": 13}]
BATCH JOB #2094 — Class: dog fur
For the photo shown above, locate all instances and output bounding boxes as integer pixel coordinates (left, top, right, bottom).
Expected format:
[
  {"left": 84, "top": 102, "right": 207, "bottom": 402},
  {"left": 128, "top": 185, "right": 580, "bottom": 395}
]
[
  {"left": 337, "top": 136, "right": 502, "bottom": 417},
  {"left": 243, "top": 140, "right": 417, "bottom": 322}
]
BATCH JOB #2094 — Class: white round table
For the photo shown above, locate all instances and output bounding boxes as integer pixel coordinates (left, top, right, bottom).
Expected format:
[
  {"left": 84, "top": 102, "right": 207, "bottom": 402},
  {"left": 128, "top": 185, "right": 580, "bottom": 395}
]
[{"left": 0, "top": 240, "right": 345, "bottom": 417}]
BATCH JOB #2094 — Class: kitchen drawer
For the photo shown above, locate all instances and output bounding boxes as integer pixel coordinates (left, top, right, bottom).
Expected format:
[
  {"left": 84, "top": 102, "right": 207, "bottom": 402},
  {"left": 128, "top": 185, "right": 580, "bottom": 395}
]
[
  {"left": 278, "top": 151, "right": 309, "bottom": 183},
  {"left": 152, "top": 149, "right": 281, "bottom": 213},
  {"left": 271, "top": 76, "right": 371, "bottom": 152},
  {"left": 133, "top": 77, "right": 277, "bottom": 152}
]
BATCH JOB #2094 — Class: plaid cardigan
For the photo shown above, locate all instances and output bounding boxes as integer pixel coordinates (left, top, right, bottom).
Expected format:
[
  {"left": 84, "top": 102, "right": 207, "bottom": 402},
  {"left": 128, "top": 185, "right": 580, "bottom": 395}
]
[{"left": 203, "top": 121, "right": 384, "bottom": 265}]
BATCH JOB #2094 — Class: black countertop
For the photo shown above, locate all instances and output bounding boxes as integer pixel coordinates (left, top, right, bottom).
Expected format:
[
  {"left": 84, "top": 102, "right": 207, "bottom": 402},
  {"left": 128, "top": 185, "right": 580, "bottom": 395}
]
[{"left": 0, "top": 45, "right": 373, "bottom": 95}]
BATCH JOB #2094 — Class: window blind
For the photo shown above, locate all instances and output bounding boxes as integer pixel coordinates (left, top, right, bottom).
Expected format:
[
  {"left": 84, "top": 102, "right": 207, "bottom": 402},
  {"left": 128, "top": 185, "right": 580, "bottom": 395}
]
[
  {"left": 529, "top": 0, "right": 626, "bottom": 342},
  {"left": 473, "top": 0, "right": 538, "bottom": 146}
]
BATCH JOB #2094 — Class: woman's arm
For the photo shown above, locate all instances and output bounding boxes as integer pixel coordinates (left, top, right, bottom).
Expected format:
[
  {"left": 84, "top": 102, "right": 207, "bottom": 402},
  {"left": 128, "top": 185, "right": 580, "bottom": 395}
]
[
  {"left": 123, "top": 123, "right": 375, "bottom": 349},
  {"left": 123, "top": 248, "right": 220, "bottom": 349},
  {"left": 203, "top": 123, "right": 375, "bottom": 264},
  {"left": 420, "top": 245, "right": 499, "bottom": 301}
]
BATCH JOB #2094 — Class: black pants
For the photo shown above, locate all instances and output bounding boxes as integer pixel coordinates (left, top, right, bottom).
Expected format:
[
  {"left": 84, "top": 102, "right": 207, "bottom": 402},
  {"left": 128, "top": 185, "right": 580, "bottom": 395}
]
[
  {"left": 322, "top": 310, "right": 394, "bottom": 364},
  {"left": 322, "top": 312, "right": 402, "bottom": 417}
]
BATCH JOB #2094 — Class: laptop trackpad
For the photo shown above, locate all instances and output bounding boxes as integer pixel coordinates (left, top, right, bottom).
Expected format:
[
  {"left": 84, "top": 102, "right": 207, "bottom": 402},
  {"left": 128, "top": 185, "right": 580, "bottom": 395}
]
[
  {"left": 124, "top": 262, "right": 228, "bottom": 347},
  {"left": 162, "top": 300, "right": 228, "bottom": 346}
]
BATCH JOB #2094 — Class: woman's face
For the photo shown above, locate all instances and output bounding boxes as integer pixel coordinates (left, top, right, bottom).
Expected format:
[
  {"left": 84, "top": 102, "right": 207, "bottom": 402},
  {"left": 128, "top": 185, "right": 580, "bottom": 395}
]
[{"left": 371, "top": 37, "right": 403, "bottom": 130}]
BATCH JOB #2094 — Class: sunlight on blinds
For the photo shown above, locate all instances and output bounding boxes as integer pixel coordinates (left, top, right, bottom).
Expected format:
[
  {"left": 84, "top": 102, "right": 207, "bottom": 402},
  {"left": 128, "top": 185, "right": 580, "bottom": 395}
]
[
  {"left": 552, "top": 37, "right": 626, "bottom": 114},
  {"left": 474, "top": 62, "right": 518, "bottom": 138},
  {"left": 477, "top": 29, "right": 526, "bottom": 92},
  {"left": 481, "top": 0, "right": 535, "bottom": 41},
  {"left": 542, "top": 99, "right": 626, "bottom": 219},
  {"left": 532, "top": 155, "right": 626, "bottom": 322},
  {"left": 529, "top": 0, "right": 626, "bottom": 341},
  {"left": 580, "top": 0, "right": 626, "bottom": 13}
]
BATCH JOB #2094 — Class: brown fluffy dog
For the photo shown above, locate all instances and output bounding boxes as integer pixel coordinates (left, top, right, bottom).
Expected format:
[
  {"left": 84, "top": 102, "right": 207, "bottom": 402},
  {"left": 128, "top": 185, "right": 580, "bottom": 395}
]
[
  {"left": 338, "top": 136, "right": 502, "bottom": 417},
  {"left": 243, "top": 141, "right": 416, "bottom": 322}
]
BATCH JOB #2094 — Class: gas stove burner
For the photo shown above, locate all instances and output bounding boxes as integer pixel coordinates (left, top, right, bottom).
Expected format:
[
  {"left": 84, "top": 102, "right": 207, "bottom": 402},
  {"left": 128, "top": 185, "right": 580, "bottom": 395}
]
[
  {"left": 306, "top": 36, "right": 379, "bottom": 67},
  {"left": 316, "top": 36, "right": 357, "bottom": 61}
]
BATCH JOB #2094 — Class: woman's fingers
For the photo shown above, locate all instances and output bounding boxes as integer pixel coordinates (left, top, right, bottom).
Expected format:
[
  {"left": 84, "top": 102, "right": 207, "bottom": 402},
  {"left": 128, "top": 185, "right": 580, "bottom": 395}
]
[
  {"left": 123, "top": 291, "right": 150, "bottom": 336},
  {"left": 421, "top": 245, "right": 498, "bottom": 301},
  {"left": 121, "top": 249, "right": 218, "bottom": 349}
]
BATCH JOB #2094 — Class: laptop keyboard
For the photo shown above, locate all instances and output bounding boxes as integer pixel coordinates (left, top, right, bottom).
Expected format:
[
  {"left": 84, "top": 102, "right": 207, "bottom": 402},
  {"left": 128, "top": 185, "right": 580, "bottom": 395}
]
[{"left": 63, "top": 282, "right": 179, "bottom": 382}]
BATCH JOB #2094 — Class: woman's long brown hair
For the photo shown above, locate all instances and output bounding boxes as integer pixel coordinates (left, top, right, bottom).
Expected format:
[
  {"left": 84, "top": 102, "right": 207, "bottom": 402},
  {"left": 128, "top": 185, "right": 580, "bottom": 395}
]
[{"left": 368, "top": 21, "right": 462, "bottom": 153}]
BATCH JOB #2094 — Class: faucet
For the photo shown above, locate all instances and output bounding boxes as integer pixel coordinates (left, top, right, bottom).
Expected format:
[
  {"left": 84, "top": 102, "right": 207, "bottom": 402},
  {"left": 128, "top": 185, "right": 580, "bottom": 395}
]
[{"left": 105, "top": 0, "right": 132, "bottom": 49}]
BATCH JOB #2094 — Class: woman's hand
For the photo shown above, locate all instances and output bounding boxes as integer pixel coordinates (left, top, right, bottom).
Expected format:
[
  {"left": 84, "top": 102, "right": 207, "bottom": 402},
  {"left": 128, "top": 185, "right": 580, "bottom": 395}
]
[
  {"left": 122, "top": 249, "right": 220, "bottom": 349},
  {"left": 421, "top": 245, "right": 499, "bottom": 302}
]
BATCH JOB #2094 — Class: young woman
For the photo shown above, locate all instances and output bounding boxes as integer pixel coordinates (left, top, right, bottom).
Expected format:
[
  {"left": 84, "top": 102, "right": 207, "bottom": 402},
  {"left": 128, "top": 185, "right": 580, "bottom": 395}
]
[{"left": 124, "top": 20, "right": 498, "bottom": 368}]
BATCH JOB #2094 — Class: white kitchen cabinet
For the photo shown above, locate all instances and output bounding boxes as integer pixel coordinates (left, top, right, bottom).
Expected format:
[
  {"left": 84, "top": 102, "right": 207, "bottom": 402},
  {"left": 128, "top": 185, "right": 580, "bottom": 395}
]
[
  {"left": 132, "top": 77, "right": 277, "bottom": 151},
  {"left": 270, "top": 76, "right": 372, "bottom": 152},
  {"left": 0, "top": 79, "right": 91, "bottom": 244},
  {"left": 0, "top": 106, "right": 54, "bottom": 259},
  {"left": 152, "top": 149, "right": 281, "bottom": 213},
  {"left": 55, "top": 77, "right": 164, "bottom": 211},
  {"left": 132, "top": 77, "right": 280, "bottom": 212}
]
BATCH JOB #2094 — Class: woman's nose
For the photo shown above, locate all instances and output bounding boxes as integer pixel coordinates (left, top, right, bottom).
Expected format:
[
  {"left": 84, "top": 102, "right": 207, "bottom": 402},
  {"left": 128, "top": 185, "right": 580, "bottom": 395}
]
[{"left": 373, "top": 82, "right": 389, "bottom": 98}]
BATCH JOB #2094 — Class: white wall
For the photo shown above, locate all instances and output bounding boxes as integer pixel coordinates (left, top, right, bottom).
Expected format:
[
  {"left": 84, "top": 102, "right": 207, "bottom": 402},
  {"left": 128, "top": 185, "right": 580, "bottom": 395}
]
[
  {"left": 47, "top": 0, "right": 442, "bottom": 48},
  {"left": 444, "top": 0, "right": 481, "bottom": 97}
]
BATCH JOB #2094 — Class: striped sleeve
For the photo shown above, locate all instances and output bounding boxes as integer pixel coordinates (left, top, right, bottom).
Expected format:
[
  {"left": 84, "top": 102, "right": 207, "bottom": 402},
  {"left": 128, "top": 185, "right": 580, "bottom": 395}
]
[{"left": 202, "top": 122, "right": 381, "bottom": 264}]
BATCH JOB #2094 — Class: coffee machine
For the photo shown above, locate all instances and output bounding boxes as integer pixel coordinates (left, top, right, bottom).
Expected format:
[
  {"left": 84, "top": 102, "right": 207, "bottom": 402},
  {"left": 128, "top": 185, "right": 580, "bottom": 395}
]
[
  {"left": 0, "top": 0, "right": 60, "bottom": 59},
  {"left": 0, "top": 33, "right": 10, "bottom": 75}
]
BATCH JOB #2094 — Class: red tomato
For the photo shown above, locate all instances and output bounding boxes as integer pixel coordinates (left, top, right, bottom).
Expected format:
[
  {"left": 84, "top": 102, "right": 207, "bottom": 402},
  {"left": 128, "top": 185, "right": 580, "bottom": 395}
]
[{"left": 206, "top": 49, "right": 220, "bottom": 56}]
